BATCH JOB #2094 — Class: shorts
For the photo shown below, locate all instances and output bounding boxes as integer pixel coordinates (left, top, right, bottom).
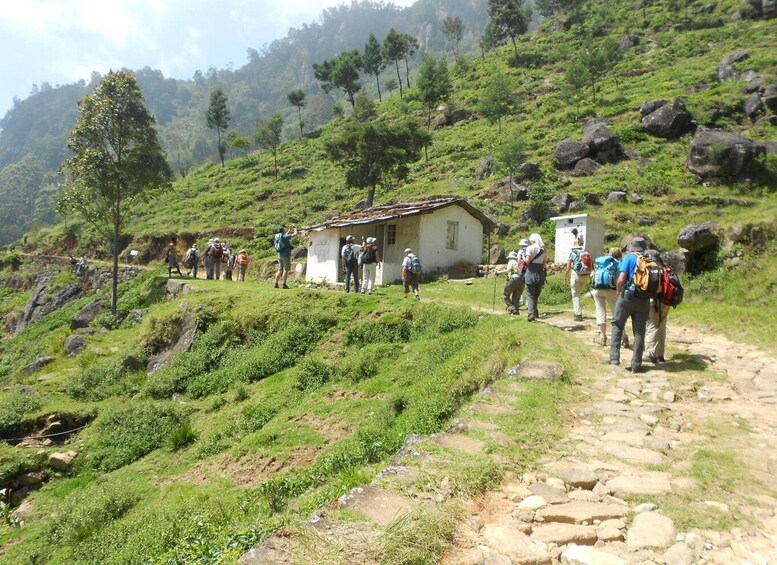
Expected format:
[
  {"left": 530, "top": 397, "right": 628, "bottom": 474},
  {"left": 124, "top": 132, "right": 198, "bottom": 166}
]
[{"left": 278, "top": 256, "right": 291, "bottom": 272}]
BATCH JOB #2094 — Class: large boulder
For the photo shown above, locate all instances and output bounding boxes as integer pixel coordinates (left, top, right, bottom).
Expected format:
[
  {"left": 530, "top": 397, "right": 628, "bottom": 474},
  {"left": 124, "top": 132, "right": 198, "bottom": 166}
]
[
  {"left": 582, "top": 121, "right": 620, "bottom": 152},
  {"left": 640, "top": 99, "right": 667, "bottom": 116},
  {"left": 572, "top": 158, "right": 602, "bottom": 176},
  {"left": 64, "top": 335, "right": 86, "bottom": 357},
  {"left": 762, "top": 84, "right": 777, "bottom": 113},
  {"left": 146, "top": 311, "right": 198, "bottom": 375},
  {"left": 71, "top": 299, "right": 103, "bottom": 329},
  {"left": 720, "top": 49, "right": 750, "bottom": 67},
  {"left": 22, "top": 356, "right": 56, "bottom": 375},
  {"left": 476, "top": 155, "right": 494, "bottom": 179},
  {"left": 744, "top": 93, "right": 765, "bottom": 120},
  {"left": 686, "top": 128, "right": 766, "bottom": 178},
  {"left": 551, "top": 193, "right": 575, "bottom": 212},
  {"left": 678, "top": 222, "right": 719, "bottom": 252},
  {"left": 554, "top": 139, "right": 591, "bottom": 169},
  {"left": 519, "top": 161, "right": 542, "bottom": 180},
  {"left": 489, "top": 245, "right": 507, "bottom": 265},
  {"left": 607, "top": 191, "right": 628, "bottom": 203},
  {"left": 641, "top": 100, "right": 692, "bottom": 138}
]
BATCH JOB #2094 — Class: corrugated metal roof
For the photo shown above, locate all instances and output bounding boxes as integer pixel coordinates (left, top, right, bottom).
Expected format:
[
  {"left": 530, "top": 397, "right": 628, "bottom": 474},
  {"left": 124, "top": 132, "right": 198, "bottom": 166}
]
[{"left": 304, "top": 198, "right": 496, "bottom": 231}]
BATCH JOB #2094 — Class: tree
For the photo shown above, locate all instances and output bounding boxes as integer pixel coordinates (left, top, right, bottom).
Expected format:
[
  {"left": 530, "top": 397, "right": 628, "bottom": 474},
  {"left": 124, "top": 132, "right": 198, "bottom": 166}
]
[
  {"left": 255, "top": 112, "right": 284, "bottom": 179},
  {"left": 287, "top": 89, "right": 307, "bottom": 138},
  {"left": 384, "top": 78, "right": 398, "bottom": 96},
  {"left": 206, "top": 87, "right": 230, "bottom": 166},
  {"left": 416, "top": 55, "right": 452, "bottom": 126},
  {"left": 324, "top": 118, "right": 431, "bottom": 207},
  {"left": 485, "top": 0, "right": 532, "bottom": 61},
  {"left": 441, "top": 16, "right": 465, "bottom": 56},
  {"left": 479, "top": 72, "right": 514, "bottom": 132},
  {"left": 382, "top": 28, "right": 407, "bottom": 99},
  {"left": 313, "top": 50, "right": 363, "bottom": 108},
  {"left": 535, "top": 0, "right": 584, "bottom": 18},
  {"left": 363, "top": 34, "right": 386, "bottom": 102},
  {"left": 495, "top": 138, "right": 527, "bottom": 210},
  {"left": 57, "top": 70, "right": 172, "bottom": 315},
  {"left": 402, "top": 34, "right": 419, "bottom": 88},
  {"left": 564, "top": 59, "right": 589, "bottom": 116},
  {"left": 353, "top": 91, "right": 377, "bottom": 122},
  {"left": 227, "top": 131, "right": 252, "bottom": 159}
]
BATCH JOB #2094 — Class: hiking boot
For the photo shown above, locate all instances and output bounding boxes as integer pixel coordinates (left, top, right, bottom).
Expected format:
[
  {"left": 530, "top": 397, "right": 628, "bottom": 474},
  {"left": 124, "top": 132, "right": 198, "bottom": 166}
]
[
  {"left": 274, "top": 283, "right": 279, "bottom": 289},
  {"left": 415, "top": 294, "right": 420, "bottom": 300},
  {"left": 608, "top": 359, "right": 620, "bottom": 366},
  {"left": 648, "top": 355, "right": 659, "bottom": 364},
  {"left": 574, "top": 314, "right": 583, "bottom": 322},
  {"left": 282, "top": 284, "right": 289, "bottom": 289},
  {"left": 657, "top": 356, "right": 666, "bottom": 363},
  {"left": 630, "top": 365, "right": 641, "bottom": 374}
]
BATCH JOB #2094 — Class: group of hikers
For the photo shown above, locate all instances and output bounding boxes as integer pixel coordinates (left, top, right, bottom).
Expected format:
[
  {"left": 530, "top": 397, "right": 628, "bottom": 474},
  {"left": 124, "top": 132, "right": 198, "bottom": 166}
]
[
  {"left": 337, "top": 234, "right": 422, "bottom": 299},
  {"left": 500, "top": 232, "right": 683, "bottom": 373},
  {"left": 166, "top": 238, "right": 250, "bottom": 281}
]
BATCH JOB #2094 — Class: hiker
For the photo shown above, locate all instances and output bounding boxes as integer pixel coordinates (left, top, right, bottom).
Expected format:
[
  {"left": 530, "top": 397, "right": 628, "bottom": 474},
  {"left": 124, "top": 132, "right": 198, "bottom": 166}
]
[
  {"left": 402, "top": 247, "right": 422, "bottom": 300},
  {"left": 341, "top": 235, "right": 361, "bottom": 293},
  {"left": 523, "top": 233, "right": 547, "bottom": 321},
  {"left": 274, "top": 225, "right": 297, "bottom": 289},
  {"left": 185, "top": 244, "right": 199, "bottom": 278},
  {"left": 564, "top": 236, "right": 592, "bottom": 322},
  {"left": 236, "top": 249, "right": 249, "bottom": 281},
  {"left": 645, "top": 249, "right": 669, "bottom": 364},
  {"left": 204, "top": 238, "right": 214, "bottom": 279},
  {"left": 210, "top": 238, "right": 224, "bottom": 280},
  {"left": 224, "top": 245, "right": 235, "bottom": 280},
  {"left": 359, "top": 237, "right": 381, "bottom": 294},
  {"left": 166, "top": 243, "right": 183, "bottom": 278},
  {"left": 609, "top": 236, "right": 652, "bottom": 373},
  {"left": 590, "top": 247, "right": 623, "bottom": 346},
  {"left": 498, "top": 248, "right": 526, "bottom": 315}
]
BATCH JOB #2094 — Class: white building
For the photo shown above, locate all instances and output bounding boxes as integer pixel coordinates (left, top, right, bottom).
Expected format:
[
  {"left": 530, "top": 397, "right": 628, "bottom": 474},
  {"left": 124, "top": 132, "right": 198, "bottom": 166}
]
[
  {"left": 304, "top": 198, "right": 495, "bottom": 285},
  {"left": 549, "top": 214, "right": 606, "bottom": 265}
]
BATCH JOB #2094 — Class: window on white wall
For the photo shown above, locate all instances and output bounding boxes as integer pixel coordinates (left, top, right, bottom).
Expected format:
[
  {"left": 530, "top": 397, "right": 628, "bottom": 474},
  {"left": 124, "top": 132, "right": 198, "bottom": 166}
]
[
  {"left": 446, "top": 221, "right": 459, "bottom": 250},
  {"left": 387, "top": 224, "right": 397, "bottom": 245}
]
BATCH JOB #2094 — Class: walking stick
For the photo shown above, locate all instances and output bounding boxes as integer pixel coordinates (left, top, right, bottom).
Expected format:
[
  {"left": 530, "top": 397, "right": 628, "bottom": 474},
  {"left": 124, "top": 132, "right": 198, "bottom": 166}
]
[{"left": 492, "top": 268, "right": 498, "bottom": 312}]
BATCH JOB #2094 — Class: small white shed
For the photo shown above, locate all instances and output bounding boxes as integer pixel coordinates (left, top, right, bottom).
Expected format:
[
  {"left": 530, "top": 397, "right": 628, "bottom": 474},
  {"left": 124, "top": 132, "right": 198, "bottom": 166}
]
[
  {"left": 549, "top": 214, "right": 606, "bottom": 265},
  {"left": 304, "top": 198, "right": 495, "bottom": 285}
]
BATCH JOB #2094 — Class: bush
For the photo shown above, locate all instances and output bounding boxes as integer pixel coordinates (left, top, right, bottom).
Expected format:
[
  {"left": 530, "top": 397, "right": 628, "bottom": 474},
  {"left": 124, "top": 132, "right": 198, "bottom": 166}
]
[
  {"left": 344, "top": 313, "right": 412, "bottom": 346},
  {"left": 410, "top": 304, "right": 479, "bottom": 337},
  {"left": 167, "top": 423, "right": 198, "bottom": 451},
  {"left": 67, "top": 353, "right": 146, "bottom": 401},
  {"left": 240, "top": 403, "right": 277, "bottom": 434},
  {"left": 91, "top": 403, "right": 185, "bottom": 471},
  {"left": 295, "top": 357, "right": 335, "bottom": 391},
  {"left": 0, "top": 389, "right": 41, "bottom": 437}
]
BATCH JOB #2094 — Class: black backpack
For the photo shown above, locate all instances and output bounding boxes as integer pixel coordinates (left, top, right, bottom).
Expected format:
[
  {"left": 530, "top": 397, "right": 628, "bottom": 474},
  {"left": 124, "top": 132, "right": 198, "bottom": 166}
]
[
  {"left": 343, "top": 246, "right": 358, "bottom": 267},
  {"left": 361, "top": 247, "right": 376, "bottom": 264}
]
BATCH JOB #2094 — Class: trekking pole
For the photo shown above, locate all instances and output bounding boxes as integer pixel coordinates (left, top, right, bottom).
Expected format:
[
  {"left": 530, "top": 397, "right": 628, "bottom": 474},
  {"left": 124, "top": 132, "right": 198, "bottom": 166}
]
[{"left": 492, "top": 267, "right": 498, "bottom": 312}]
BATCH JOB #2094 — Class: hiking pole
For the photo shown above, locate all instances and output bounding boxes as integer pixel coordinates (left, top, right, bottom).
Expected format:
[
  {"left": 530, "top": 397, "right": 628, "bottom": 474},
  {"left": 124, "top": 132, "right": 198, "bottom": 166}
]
[{"left": 492, "top": 268, "right": 498, "bottom": 312}]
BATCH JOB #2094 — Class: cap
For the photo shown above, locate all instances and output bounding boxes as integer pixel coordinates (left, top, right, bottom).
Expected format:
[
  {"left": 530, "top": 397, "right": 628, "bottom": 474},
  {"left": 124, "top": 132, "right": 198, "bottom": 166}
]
[
  {"left": 346, "top": 235, "right": 355, "bottom": 241},
  {"left": 278, "top": 226, "right": 285, "bottom": 233},
  {"left": 214, "top": 238, "right": 220, "bottom": 243},
  {"left": 366, "top": 237, "right": 376, "bottom": 244},
  {"left": 519, "top": 239, "right": 529, "bottom": 247},
  {"left": 507, "top": 251, "right": 519, "bottom": 259},
  {"left": 404, "top": 248, "right": 412, "bottom": 254},
  {"left": 628, "top": 237, "right": 648, "bottom": 252},
  {"left": 240, "top": 248, "right": 246, "bottom": 253}
]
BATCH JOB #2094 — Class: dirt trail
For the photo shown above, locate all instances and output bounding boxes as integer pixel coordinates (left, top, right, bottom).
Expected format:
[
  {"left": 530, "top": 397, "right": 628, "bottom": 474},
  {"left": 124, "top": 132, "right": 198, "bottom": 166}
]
[{"left": 239, "top": 306, "right": 777, "bottom": 564}]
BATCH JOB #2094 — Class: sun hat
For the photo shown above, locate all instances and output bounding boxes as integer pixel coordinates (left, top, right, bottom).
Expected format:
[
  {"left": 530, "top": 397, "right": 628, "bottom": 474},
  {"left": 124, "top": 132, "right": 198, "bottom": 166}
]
[
  {"left": 507, "top": 251, "right": 519, "bottom": 259},
  {"left": 346, "top": 235, "right": 355, "bottom": 241},
  {"left": 404, "top": 248, "right": 412, "bottom": 254},
  {"left": 240, "top": 248, "right": 246, "bottom": 253},
  {"left": 366, "top": 237, "right": 376, "bottom": 244},
  {"left": 214, "top": 237, "right": 220, "bottom": 243},
  {"left": 518, "top": 239, "right": 530, "bottom": 247},
  {"left": 628, "top": 237, "right": 648, "bottom": 252}
]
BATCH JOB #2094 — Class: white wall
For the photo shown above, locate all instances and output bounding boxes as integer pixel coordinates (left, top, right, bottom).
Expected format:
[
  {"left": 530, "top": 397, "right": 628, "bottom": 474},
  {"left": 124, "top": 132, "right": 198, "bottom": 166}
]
[
  {"left": 418, "top": 205, "right": 483, "bottom": 272},
  {"left": 382, "top": 217, "right": 421, "bottom": 284},
  {"left": 306, "top": 229, "right": 340, "bottom": 284}
]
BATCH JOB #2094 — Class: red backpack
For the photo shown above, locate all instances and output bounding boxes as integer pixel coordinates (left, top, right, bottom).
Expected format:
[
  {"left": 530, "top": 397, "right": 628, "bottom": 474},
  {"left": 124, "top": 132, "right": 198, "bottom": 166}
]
[
  {"left": 659, "top": 266, "right": 684, "bottom": 308},
  {"left": 211, "top": 242, "right": 224, "bottom": 258}
]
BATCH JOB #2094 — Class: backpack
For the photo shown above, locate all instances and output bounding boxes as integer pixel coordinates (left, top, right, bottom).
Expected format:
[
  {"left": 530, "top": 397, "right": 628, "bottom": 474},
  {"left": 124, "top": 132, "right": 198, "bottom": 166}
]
[
  {"left": 632, "top": 253, "right": 662, "bottom": 297},
  {"left": 659, "top": 266, "right": 684, "bottom": 308},
  {"left": 572, "top": 249, "right": 593, "bottom": 275},
  {"left": 593, "top": 255, "right": 618, "bottom": 289},
  {"left": 408, "top": 255, "right": 422, "bottom": 275},
  {"left": 343, "top": 246, "right": 358, "bottom": 267},
  {"left": 211, "top": 242, "right": 224, "bottom": 259},
  {"left": 274, "top": 234, "right": 289, "bottom": 253},
  {"left": 361, "top": 247, "right": 376, "bottom": 265},
  {"left": 185, "top": 249, "right": 196, "bottom": 267}
]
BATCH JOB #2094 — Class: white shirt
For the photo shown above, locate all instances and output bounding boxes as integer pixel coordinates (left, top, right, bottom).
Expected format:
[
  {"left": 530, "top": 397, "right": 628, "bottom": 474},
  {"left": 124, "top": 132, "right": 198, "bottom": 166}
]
[{"left": 341, "top": 243, "right": 361, "bottom": 258}]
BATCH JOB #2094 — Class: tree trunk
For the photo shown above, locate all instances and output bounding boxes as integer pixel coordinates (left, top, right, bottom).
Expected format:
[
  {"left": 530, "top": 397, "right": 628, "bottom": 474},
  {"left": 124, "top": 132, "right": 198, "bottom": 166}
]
[
  {"left": 375, "top": 75, "right": 382, "bottom": 102},
  {"left": 273, "top": 147, "right": 278, "bottom": 179},
  {"left": 395, "top": 61, "right": 404, "bottom": 99},
  {"left": 404, "top": 58, "right": 411, "bottom": 88},
  {"left": 511, "top": 38, "right": 518, "bottom": 62},
  {"left": 366, "top": 185, "right": 375, "bottom": 208},
  {"left": 217, "top": 128, "right": 224, "bottom": 166},
  {"left": 297, "top": 106, "right": 303, "bottom": 138},
  {"left": 111, "top": 210, "right": 119, "bottom": 316}
]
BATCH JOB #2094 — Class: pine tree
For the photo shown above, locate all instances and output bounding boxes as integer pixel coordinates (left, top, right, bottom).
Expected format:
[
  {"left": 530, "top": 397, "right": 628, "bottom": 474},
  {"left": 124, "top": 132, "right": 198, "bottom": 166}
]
[
  {"left": 287, "top": 89, "right": 307, "bottom": 138},
  {"left": 206, "top": 87, "right": 230, "bottom": 166},
  {"left": 363, "top": 34, "right": 386, "bottom": 102}
]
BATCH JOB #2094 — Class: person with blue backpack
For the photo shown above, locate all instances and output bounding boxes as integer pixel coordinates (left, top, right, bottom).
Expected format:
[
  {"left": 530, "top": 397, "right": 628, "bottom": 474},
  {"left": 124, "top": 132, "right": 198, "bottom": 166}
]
[
  {"left": 402, "top": 248, "right": 422, "bottom": 300},
  {"left": 564, "top": 237, "right": 593, "bottom": 322},
  {"left": 591, "top": 247, "right": 623, "bottom": 346},
  {"left": 274, "top": 225, "right": 297, "bottom": 289}
]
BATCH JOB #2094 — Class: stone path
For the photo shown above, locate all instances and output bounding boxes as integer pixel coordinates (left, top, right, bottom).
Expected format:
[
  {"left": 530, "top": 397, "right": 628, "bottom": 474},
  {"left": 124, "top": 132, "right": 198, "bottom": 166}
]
[{"left": 240, "top": 311, "right": 777, "bottom": 564}]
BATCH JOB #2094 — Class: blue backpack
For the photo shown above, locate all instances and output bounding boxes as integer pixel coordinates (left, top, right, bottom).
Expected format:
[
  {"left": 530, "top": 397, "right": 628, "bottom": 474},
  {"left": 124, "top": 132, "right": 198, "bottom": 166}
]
[
  {"left": 408, "top": 255, "right": 422, "bottom": 274},
  {"left": 593, "top": 255, "right": 618, "bottom": 289}
]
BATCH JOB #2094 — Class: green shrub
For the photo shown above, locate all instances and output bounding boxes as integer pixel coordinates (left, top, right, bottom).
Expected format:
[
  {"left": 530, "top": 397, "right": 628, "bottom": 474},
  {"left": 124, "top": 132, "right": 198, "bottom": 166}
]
[
  {"left": 67, "top": 353, "right": 146, "bottom": 401},
  {"left": 410, "top": 304, "right": 479, "bottom": 337},
  {"left": 139, "top": 311, "right": 185, "bottom": 353},
  {"left": 240, "top": 403, "right": 278, "bottom": 434},
  {"left": 167, "top": 423, "right": 198, "bottom": 451},
  {"left": 91, "top": 403, "right": 185, "bottom": 471},
  {"left": 0, "top": 389, "right": 41, "bottom": 436},
  {"left": 295, "top": 357, "right": 335, "bottom": 391},
  {"left": 344, "top": 313, "right": 412, "bottom": 346},
  {"left": 539, "top": 274, "right": 569, "bottom": 306}
]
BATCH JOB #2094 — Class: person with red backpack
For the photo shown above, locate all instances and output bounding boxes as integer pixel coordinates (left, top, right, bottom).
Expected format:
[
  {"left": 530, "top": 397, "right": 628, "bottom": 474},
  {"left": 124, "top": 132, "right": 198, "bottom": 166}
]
[
  {"left": 644, "top": 249, "right": 681, "bottom": 364},
  {"left": 564, "top": 236, "right": 593, "bottom": 322}
]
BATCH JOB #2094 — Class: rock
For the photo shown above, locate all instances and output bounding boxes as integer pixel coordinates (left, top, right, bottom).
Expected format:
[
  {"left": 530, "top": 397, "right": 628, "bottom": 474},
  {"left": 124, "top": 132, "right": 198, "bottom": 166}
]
[
  {"left": 64, "top": 334, "right": 86, "bottom": 357},
  {"left": 584, "top": 193, "right": 602, "bottom": 206},
  {"left": 626, "top": 512, "right": 676, "bottom": 549},
  {"left": 17, "top": 471, "right": 46, "bottom": 487},
  {"left": 489, "top": 245, "right": 507, "bottom": 265},
  {"left": 16, "top": 272, "right": 82, "bottom": 336},
  {"left": 520, "top": 161, "right": 542, "bottom": 180},
  {"left": 618, "top": 34, "right": 640, "bottom": 50},
  {"left": 560, "top": 546, "right": 626, "bottom": 565},
  {"left": 637, "top": 217, "right": 655, "bottom": 226},
  {"left": 519, "top": 495, "right": 549, "bottom": 510},
  {"left": 595, "top": 148, "right": 625, "bottom": 165},
  {"left": 717, "top": 64, "right": 738, "bottom": 82},
  {"left": 482, "top": 525, "right": 552, "bottom": 564},
  {"left": 551, "top": 193, "right": 575, "bottom": 212},
  {"left": 476, "top": 155, "right": 494, "bottom": 179},
  {"left": 597, "top": 527, "right": 624, "bottom": 542},
  {"left": 582, "top": 121, "right": 620, "bottom": 152},
  {"left": 127, "top": 309, "right": 147, "bottom": 324},
  {"left": 529, "top": 482, "right": 569, "bottom": 504},
  {"left": 10, "top": 500, "right": 34, "bottom": 522},
  {"left": 720, "top": 49, "right": 749, "bottom": 67},
  {"left": 663, "top": 542, "right": 697, "bottom": 565},
  {"left": 496, "top": 223, "right": 510, "bottom": 237},
  {"left": 49, "top": 450, "right": 78, "bottom": 471},
  {"left": 744, "top": 93, "right": 765, "bottom": 120},
  {"left": 291, "top": 246, "right": 308, "bottom": 260},
  {"left": 630, "top": 193, "right": 643, "bottom": 204},
  {"left": 510, "top": 361, "right": 566, "bottom": 381},
  {"left": 607, "top": 191, "right": 627, "bottom": 203},
  {"left": 568, "top": 201, "right": 587, "bottom": 213},
  {"left": 677, "top": 221, "right": 719, "bottom": 252},
  {"left": 239, "top": 535, "right": 291, "bottom": 564},
  {"left": 763, "top": 84, "right": 777, "bottom": 112},
  {"left": 22, "top": 356, "right": 55, "bottom": 375},
  {"left": 146, "top": 311, "right": 198, "bottom": 374},
  {"left": 661, "top": 249, "right": 687, "bottom": 274},
  {"left": 536, "top": 501, "right": 627, "bottom": 525},
  {"left": 640, "top": 99, "right": 667, "bottom": 116},
  {"left": 545, "top": 465, "right": 598, "bottom": 490},
  {"left": 633, "top": 502, "right": 658, "bottom": 513},
  {"left": 686, "top": 128, "right": 765, "bottom": 178},
  {"left": 642, "top": 99, "right": 692, "bottom": 138},
  {"left": 532, "top": 523, "right": 598, "bottom": 546},
  {"left": 71, "top": 299, "right": 103, "bottom": 329},
  {"left": 571, "top": 158, "right": 601, "bottom": 176},
  {"left": 554, "top": 139, "right": 591, "bottom": 169}
]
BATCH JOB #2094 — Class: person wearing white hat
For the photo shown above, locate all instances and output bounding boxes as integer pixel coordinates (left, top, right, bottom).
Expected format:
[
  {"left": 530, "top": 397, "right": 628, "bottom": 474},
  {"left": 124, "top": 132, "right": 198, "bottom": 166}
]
[
  {"left": 236, "top": 248, "right": 249, "bottom": 281},
  {"left": 185, "top": 244, "right": 199, "bottom": 278},
  {"left": 401, "top": 248, "right": 421, "bottom": 300},
  {"left": 359, "top": 237, "right": 381, "bottom": 295},
  {"left": 204, "top": 238, "right": 214, "bottom": 279},
  {"left": 524, "top": 234, "right": 547, "bottom": 321},
  {"left": 497, "top": 250, "right": 525, "bottom": 314}
]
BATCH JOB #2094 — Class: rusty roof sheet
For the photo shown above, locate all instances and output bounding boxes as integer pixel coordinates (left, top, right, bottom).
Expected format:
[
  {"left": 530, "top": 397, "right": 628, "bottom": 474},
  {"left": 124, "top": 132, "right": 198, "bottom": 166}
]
[{"left": 304, "top": 198, "right": 496, "bottom": 231}]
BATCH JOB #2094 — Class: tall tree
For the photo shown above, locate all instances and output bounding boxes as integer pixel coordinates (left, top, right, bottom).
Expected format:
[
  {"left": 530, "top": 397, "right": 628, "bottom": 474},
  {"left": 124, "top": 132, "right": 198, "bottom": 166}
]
[
  {"left": 255, "top": 112, "right": 284, "bottom": 179},
  {"left": 485, "top": 0, "right": 532, "bottom": 61},
  {"left": 287, "top": 89, "right": 307, "bottom": 138},
  {"left": 313, "top": 50, "right": 363, "bottom": 108},
  {"left": 401, "top": 34, "right": 419, "bottom": 88},
  {"left": 57, "top": 70, "right": 172, "bottom": 315},
  {"left": 441, "top": 16, "right": 465, "bottom": 56},
  {"left": 363, "top": 34, "right": 386, "bottom": 102},
  {"left": 382, "top": 28, "right": 407, "bottom": 99},
  {"left": 479, "top": 72, "right": 515, "bottom": 132},
  {"left": 564, "top": 59, "right": 589, "bottom": 116},
  {"left": 206, "top": 87, "right": 230, "bottom": 166},
  {"left": 416, "top": 55, "right": 452, "bottom": 126},
  {"left": 324, "top": 118, "right": 431, "bottom": 207}
]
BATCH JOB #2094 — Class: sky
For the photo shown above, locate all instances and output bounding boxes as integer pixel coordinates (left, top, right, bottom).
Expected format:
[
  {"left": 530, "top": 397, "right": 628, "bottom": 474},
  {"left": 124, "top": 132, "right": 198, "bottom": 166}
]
[{"left": 0, "top": 0, "right": 417, "bottom": 119}]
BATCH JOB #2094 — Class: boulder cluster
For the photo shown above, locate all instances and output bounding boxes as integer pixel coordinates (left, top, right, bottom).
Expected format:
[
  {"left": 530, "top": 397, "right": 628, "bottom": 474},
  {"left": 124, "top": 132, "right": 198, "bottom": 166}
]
[{"left": 554, "top": 120, "right": 626, "bottom": 173}]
